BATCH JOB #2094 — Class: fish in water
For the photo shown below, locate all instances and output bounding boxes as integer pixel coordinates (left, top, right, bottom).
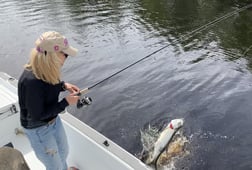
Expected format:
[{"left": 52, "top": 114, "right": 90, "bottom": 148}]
[{"left": 140, "top": 119, "right": 184, "bottom": 166}]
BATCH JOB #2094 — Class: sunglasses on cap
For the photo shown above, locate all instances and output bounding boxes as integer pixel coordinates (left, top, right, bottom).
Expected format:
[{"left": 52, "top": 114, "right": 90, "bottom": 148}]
[{"left": 64, "top": 53, "right": 68, "bottom": 58}]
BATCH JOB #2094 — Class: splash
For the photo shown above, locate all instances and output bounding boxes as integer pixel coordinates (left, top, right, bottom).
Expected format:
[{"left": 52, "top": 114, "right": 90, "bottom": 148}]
[
  {"left": 140, "top": 124, "right": 160, "bottom": 153},
  {"left": 157, "top": 130, "right": 190, "bottom": 170}
]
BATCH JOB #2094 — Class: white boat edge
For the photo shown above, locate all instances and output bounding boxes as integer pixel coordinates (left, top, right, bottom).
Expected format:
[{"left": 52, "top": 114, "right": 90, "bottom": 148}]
[{"left": 0, "top": 72, "right": 151, "bottom": 170}]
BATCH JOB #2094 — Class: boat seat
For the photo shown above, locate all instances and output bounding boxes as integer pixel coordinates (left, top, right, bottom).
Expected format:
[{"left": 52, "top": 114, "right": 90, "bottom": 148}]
[
  {"left": 0, "top": 146, "right": 30, "bottom": 170},
  {"left": 3, "top": 142, "right": 14, "bottom": 148}
]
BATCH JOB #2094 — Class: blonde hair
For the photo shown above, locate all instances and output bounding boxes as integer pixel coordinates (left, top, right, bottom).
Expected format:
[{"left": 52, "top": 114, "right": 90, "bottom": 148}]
[{"left": 25, "top": 49, "right": 62, "bottom": 85}]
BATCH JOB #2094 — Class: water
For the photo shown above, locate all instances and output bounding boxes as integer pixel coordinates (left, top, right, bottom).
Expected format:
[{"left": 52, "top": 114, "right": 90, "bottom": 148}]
[{"left": 1, "top": 0, "right": 252, "bottom": 169}]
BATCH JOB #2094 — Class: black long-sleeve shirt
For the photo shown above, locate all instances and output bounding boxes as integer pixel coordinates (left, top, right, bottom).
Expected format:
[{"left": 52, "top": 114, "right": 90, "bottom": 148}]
[{"left": 18, "top": 69, "right": 69, "bottom": 129}]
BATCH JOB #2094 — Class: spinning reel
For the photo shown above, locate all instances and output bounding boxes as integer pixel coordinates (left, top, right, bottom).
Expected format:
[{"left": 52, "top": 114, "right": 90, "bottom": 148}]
[{"left": 77, "top": 96, "right": 92, "bottom": 108}]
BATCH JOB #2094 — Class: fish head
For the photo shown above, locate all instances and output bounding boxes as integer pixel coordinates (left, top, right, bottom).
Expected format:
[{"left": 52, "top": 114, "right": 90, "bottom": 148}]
[{"left": 170, "top": 119, "right": 184, "bottom": 130}]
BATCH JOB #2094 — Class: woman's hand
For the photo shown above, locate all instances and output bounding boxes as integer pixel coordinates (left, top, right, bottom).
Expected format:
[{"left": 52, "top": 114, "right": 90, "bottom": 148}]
[
  {"left": 64, "top": 83, "right": 80, "bottom": 105},
  {"left": 65, "top": 93, "right": 80, "bottom": 105},
  {"left": 64, "top": 83, "right": 80, "bottom": 93}
]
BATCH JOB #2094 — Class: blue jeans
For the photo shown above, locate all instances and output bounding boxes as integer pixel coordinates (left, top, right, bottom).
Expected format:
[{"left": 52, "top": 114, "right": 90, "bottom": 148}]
[{"left": 24, "top": 116, "right": 69, "bottom": 170}]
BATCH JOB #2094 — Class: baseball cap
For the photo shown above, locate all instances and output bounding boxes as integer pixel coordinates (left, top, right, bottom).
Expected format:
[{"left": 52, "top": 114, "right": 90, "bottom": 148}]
[{"left": 35, "top": 31, "right": 78, "bottom": 56}]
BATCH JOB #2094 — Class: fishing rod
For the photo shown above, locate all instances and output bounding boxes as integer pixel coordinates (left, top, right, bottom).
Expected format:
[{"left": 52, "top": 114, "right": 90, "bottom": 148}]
[{"left": 77, "top": 3, "right": 252, "bottom": 108}]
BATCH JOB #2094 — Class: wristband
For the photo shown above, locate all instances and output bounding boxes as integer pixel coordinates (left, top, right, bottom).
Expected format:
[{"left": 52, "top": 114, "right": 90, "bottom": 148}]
[{"left": 61, "top": 81, "right": 67, "bottom": 91}]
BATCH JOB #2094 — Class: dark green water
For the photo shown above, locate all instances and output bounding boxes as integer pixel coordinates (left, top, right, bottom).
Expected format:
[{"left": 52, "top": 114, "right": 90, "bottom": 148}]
[{"left": 1, "top": 0, "right": 252, "bottom": 169}]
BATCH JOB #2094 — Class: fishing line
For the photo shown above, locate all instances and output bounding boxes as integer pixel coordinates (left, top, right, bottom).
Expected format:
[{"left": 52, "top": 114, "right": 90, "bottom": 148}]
[
  {"left": 77, "top": 4, "right": 252, "bottom": 108},
  {"left": 243, "top": 44, "right": 252, "bottom": 56}
]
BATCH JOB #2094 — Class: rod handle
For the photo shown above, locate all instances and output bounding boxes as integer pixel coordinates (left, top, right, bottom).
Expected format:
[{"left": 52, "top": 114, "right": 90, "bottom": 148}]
[{"left": 79, "top": 87, "right": 89, "bottom": 95}]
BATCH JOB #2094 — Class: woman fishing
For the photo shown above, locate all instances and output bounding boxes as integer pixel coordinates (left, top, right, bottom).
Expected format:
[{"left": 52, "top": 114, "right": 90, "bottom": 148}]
[{"left": 18, "top": 31, "right": 80, "bottom": 170}]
